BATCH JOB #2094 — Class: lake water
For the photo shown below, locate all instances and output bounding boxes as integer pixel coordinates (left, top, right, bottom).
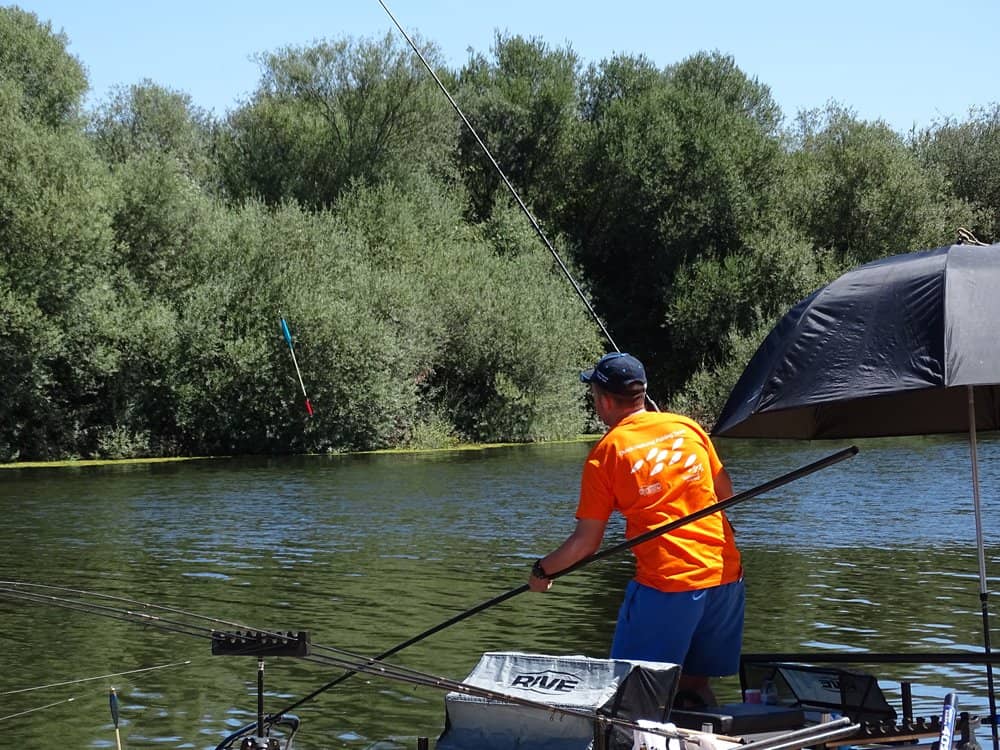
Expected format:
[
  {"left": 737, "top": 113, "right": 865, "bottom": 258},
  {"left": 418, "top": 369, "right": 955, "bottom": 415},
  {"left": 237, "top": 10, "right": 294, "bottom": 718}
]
[{"left": 2, "top": 434, "right": 999, "bottom": 749}]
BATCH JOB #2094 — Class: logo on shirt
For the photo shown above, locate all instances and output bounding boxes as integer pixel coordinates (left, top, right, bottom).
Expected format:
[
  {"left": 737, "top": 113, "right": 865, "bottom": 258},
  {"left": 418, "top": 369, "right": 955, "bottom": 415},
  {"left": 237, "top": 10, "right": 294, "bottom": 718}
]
[{"left": 629, "top": 437, "right": 699, "bottom": 485}]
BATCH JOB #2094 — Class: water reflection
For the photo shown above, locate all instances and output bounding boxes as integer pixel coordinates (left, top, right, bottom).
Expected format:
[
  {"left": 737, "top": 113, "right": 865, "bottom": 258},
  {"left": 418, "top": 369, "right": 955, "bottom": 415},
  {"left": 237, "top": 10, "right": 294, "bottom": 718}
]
[{"left": 1, "top": 435, "right": 998, "bottom": 748}]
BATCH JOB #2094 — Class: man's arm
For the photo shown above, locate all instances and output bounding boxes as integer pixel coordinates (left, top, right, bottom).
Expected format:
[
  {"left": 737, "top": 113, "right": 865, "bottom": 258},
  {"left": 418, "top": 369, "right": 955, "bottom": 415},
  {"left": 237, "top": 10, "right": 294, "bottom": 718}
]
[
  {"left": 714, "top": 466, "right": 734, "bottom": 501},
  {"left": 528, "top": 518, "right": 607, "bottom": 592}
]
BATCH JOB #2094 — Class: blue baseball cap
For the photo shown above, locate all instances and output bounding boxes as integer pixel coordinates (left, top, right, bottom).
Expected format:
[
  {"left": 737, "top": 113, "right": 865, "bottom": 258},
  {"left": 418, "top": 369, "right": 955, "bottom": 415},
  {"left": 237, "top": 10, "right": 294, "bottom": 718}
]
[{"left": 580, "top": 352, "right": 647, "bottom": 395}]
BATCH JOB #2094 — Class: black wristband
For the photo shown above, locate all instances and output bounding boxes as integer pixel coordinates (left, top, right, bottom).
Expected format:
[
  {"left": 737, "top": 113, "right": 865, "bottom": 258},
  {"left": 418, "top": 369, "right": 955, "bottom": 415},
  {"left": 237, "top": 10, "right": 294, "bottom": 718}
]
[{"left": 532, "top": 559, "right": 549, "bottom": 579}]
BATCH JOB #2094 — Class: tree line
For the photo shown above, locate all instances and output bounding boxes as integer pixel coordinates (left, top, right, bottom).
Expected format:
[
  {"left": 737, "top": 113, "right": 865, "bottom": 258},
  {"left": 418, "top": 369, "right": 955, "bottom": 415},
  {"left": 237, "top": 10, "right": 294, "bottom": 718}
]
[{"left": 1, "top": 6, "right": 997, "bottom": 461}]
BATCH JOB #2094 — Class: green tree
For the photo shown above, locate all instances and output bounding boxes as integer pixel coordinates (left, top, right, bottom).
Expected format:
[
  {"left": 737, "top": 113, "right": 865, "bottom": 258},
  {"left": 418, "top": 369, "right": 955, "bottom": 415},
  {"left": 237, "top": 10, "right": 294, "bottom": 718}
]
[
  {"left": 90, "top": 80, "right": 216, "bottom": 186},
  {"left": 915, "top": 104, "right": 1000, "bottom": 242},
  {"left": 330, "top": 177, "right": 601, "bottom": 446},
  {"left": 86, "top": 83, "right": 222, "bottom": 451},
  {"left": 0, "top": 23, "right": 123, "bottom": 459},
  {"left": 783, "top": 104, "right": 976, "bottom": 266},
  {"left": 563, "top": 52, "right": 785, "bottom": 392},
  {"left": 667, "top": 225, "right": 831, "bottom": 426},
  {"left": 0, "top": 6, "right": 87, "bottom": 126},
  {"left": 105, "top": 151, "right": 213, "bottom": 298},
  {"left": 455, "top": 33, "right": 581, "bottom": 222},
  {"left": 217, "top": 33, "right": 456, "bottom": 208}
]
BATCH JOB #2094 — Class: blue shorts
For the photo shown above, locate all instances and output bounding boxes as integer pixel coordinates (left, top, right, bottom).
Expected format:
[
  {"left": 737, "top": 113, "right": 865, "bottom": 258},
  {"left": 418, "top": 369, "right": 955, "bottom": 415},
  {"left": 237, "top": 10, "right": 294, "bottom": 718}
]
[{"left": 610, "top": 578, "right": 745, "bottom": 676}]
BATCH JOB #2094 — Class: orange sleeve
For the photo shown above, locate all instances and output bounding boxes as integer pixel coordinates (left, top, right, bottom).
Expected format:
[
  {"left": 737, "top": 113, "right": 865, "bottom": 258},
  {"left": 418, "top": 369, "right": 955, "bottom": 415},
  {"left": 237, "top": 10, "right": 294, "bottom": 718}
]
[
  {"left": 576, "top": 445, "right": 615, "bottom": 521},
  {"left": 688, "top": 418, "right": 724, "bottom": 476}
]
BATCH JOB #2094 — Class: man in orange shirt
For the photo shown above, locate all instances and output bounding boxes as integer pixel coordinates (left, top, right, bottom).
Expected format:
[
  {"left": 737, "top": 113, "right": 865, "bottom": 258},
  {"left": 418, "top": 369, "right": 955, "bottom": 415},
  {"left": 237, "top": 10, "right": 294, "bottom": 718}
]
[{"left": 528, "top": 352, "right": 744, "bottom": 707}]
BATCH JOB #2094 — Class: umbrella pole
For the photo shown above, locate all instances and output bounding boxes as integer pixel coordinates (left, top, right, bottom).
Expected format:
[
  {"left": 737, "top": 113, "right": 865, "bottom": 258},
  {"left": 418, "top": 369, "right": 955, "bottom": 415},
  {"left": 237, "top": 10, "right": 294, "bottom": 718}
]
[{"left": 968, "top": 386, "right": 998, "bottom": 750}]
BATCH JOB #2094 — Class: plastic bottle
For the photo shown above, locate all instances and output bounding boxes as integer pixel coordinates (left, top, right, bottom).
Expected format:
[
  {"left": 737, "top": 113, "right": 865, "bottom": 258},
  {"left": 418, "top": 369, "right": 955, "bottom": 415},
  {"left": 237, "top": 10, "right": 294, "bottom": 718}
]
[{"left": 761, "top": 679, "right": 778, "bottom": 705}]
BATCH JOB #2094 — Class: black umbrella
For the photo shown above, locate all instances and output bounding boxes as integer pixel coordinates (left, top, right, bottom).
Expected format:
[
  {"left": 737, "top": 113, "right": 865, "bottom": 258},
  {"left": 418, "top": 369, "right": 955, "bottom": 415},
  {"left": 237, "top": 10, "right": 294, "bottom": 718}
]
[{"left": 712, "top": 241, "right": 1000, "bottom": 744}]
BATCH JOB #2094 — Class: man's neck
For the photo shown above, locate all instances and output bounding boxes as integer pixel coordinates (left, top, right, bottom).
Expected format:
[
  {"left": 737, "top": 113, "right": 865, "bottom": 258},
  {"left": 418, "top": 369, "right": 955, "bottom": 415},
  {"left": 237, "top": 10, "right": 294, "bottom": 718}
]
[{"left": 606, "top": 406, "right": 646, "bottom": 428}]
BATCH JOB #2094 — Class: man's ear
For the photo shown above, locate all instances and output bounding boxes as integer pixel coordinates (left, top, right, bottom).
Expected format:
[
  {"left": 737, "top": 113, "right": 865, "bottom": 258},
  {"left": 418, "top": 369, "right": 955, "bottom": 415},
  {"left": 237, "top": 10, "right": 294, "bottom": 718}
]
[{"left": 594, "top": 389, "right": 610, "bottom": 414}]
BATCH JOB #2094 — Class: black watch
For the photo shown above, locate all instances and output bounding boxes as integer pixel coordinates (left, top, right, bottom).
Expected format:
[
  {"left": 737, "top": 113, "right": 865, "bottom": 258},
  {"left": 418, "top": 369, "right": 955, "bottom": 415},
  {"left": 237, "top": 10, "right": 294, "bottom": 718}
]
[{"left": 532, "top": 559, "right": 549, "bottom": 579}]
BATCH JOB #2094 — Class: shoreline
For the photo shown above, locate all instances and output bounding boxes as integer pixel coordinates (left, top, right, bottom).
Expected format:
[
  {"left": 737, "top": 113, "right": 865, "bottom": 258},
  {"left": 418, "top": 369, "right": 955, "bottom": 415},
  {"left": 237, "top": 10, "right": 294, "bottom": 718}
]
[{"left": 0, "top": 435, "right": 602, "bottom": 470}]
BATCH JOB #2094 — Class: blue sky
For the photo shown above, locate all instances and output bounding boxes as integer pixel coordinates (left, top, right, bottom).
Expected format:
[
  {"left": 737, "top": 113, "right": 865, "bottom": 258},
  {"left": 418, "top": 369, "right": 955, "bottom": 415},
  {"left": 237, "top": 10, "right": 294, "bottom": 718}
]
[{"left": 12, "top": 0, "right": 1000, "bottom": 133}]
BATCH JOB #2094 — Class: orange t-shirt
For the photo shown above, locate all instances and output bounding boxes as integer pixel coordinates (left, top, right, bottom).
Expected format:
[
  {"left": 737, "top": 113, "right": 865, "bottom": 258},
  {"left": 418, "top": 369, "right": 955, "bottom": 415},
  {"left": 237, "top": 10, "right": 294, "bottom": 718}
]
[{"left": 576, "top": 410, "right": 742, "bottom": 592}]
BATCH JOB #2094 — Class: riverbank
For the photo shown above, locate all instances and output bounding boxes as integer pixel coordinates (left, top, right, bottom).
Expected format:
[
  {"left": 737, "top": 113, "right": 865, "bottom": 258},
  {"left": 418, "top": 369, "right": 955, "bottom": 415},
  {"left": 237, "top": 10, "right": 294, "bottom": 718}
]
[{"left": 0, "top": 435, "right": 602, "bottom": 470}]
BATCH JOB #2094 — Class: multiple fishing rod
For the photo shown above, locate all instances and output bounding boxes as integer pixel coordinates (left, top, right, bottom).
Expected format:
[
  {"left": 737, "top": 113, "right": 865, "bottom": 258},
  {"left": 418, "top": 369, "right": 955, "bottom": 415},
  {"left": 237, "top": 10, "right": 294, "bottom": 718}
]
[
  {"left": 0, "top": 582, "right": 696, "bottom": 744},
  {"left": 0, "top": 580, "right": 864, "bottom": 750},
  {"left": 1, "top": 446, "right": 858, "bottom": 741},
  {"left": 264, "top": 446, "right": 858, "bottom": 721}
]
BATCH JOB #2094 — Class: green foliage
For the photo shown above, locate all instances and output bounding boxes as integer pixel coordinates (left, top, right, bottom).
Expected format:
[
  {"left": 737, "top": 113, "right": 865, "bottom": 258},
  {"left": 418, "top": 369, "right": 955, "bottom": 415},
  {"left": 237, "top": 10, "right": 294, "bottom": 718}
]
[
  {"left": 564, "top": 51, "right": 785, "bottom": 392},
  {"left": 0, "top": 6, "right": 87, "bottom": 126},
  {"left": 331, "top": 180, "right": 601, "bottom": 445},
  {"left": 108, "top": 151, "right": 214, "bottom": 297},
  {"left": 455, "top": 33, "right": 581, "bottom": 221},
  {"left": 4, "top": 14, "right": 997, "bottom": 462},
  {"left": 666, "top": 224, "right": 829, "bottom": 383},
  {"left": 121, "top": 176, "right": 601, "bottom": 456},
  {"left": 667, "top": 51, "right": 782, "bottom": 134},
  {"left": 783, "top": 104, "right": 977, "bottom": 265},
  {"left": 0, "top": 90, "right": 114, "bottom": 312},
  {"left": 90, "top": 81, "right": 216, "bottom": 187},
  {"left": 159, "top": 201, "right": 334, "bottom": 454},
  {"left": 0, "top": 67, "right": 121, "bottom": 460},
  {"left": 217, "top": 33, "right": 457, "bottom": 208},
  {"left": 670, "top": 317, "right": 779, "bottom": 430},
  {"left": 915, "top": 105, "right": 1000, "bottom": 242},
  {"left": 0, "top": 285, "right": 59, "bottom": 461}
]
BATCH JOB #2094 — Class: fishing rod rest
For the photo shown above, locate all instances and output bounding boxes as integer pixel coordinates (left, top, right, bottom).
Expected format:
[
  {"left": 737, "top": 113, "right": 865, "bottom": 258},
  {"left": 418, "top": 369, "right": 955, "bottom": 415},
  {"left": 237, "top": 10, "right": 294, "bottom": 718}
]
[
  {"left": 211, "top": 630, "right": 311, "bottom": 657},
  {"left": 210, "top": 631, "right": 309, "bottom": 750}
]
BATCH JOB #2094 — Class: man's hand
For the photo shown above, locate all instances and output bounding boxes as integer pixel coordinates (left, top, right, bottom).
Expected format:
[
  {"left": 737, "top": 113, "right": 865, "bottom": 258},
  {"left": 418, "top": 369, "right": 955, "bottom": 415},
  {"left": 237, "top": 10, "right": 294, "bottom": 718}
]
[
  {"left": 528, "top": 519, "right": 606, "bottom": 592},
  {"left": 528, "top": 559, "right": 553, "bottom": 592}
]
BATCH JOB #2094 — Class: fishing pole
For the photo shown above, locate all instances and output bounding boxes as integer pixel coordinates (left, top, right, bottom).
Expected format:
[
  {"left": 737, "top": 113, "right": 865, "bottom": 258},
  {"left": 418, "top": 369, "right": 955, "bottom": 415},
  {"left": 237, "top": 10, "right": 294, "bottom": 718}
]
[
  {"left": 280, "top": 317, "right": 314, "bottom": 416},
  {"left": 377, "top": 1, "right": 615, "bottom": 350},
  {"left": 374, "top": 2, "right": 665, "bottom": 410},
  {"left": 0, "top": 581, "right": 862, "bottom": 750},
  {"left": 0, "top": 661, "right": 191, "bottom": 696},
  {"left": 0, "top": 696, "right": 77, "bottom": 723},
  {"left": 0, "top": 584, "right": 695, "bottom": 744},
  {"left": 0, "top": 586, "right": 220, "bottom": 641},
  {"left": 268, "top": 445, "right": 858, "bottom": 715}
]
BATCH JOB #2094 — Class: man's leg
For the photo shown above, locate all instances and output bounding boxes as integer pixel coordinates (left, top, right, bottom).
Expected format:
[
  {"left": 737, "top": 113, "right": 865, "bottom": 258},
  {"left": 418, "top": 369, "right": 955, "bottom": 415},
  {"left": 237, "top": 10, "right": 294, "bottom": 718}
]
[
  {"left": 681, "top": 579, "right": 746, "bottom": 705},
  {"left": 610, "top": 580, "right": 701, "bottom": 663}
]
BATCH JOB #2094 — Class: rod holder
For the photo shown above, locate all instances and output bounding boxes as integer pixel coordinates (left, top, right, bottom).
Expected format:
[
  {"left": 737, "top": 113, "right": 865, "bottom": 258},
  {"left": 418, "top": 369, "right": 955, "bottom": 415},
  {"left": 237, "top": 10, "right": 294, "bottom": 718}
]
[{"left": 211, "top": 630, "right": 310, "bottom": 657}]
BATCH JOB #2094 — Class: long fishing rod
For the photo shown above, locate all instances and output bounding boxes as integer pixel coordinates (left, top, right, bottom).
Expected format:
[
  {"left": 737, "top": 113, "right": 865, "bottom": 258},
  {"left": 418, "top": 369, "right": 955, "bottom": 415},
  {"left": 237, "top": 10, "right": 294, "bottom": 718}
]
[
  {"left": 0, "top": 580, "right": 864, "bottom": 750},
  {"left": 0, "top": 696, "right": 77, "bottom": 723},
  {"left": 377, "top": 0, "right": 617, "bottom": 353},
  {"left": 303, "top": 639, "right": 874, "bottom": 750},
  {"left": 1, "top": 661, "right": 191, "bottom": 696},
  {"left": 0, "top": 581, "right": 296, "bottom": 636},
  {"left": 0, "top": 584, "right": 693, "bottom": 743},
  {"left": 373, "top": 1, "right": 672, "bottom": 413},
  {"left": 269, "top": 445, "right": 858, "bottom": 717},
  {"left": 0, "top": 585, "right": 223, "bottom": 642}
]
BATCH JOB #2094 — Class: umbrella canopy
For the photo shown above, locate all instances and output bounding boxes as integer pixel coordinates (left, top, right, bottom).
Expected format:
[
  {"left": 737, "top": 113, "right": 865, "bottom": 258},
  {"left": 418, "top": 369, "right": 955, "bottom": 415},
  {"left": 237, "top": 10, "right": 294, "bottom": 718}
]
[
  {"left": 712, "top": 242, "right": 1000, "bottom": 440},
  {"left": 711, "top": 241, "right": 1000, "bottom": 747}
]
